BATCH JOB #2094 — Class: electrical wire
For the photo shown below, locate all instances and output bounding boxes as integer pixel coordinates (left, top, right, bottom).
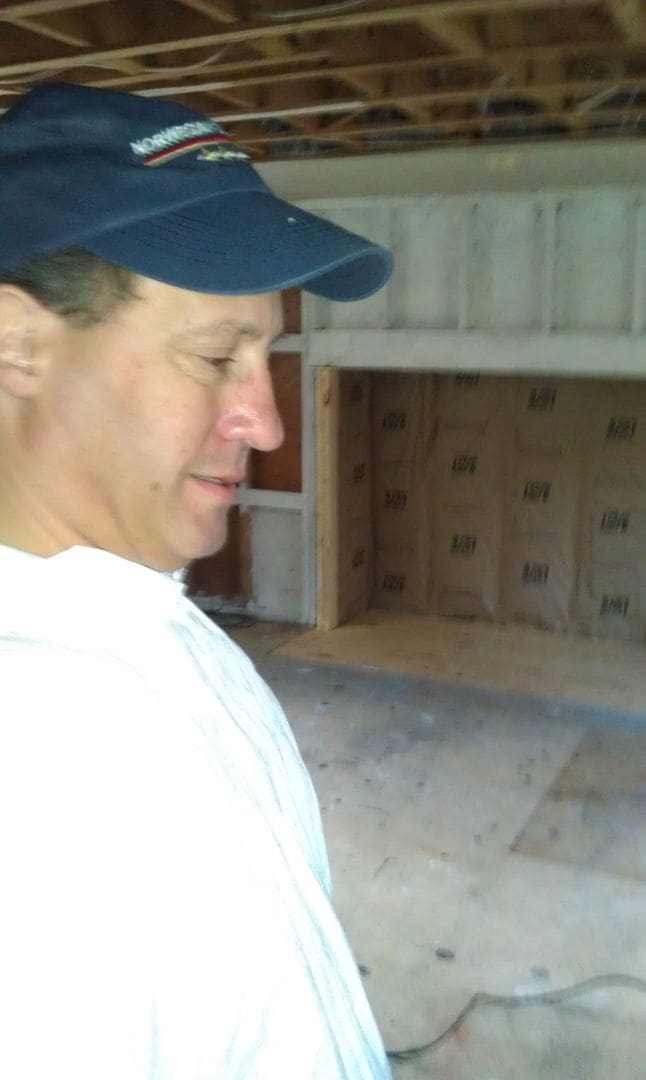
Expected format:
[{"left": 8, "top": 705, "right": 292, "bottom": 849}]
[
  {"left": 130, "top": 47, "right": 231, "bottom": 76},
  {"left": 0, "top": 47, "right": 232, "bottom": 94},
  {"left": 253, "top": 0, "right": 369, "bottom": 19},
  {"left": 213, "top": 611, "right": 257, "bottom": 629},
  {"left": 386, "top": 972, "right": 646, "bottom": 1063}
]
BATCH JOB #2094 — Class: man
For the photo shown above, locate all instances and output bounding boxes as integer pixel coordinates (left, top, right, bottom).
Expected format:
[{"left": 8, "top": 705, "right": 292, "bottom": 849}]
[{"left": 0, "top": 83, "right": 393, "bottom": 1078}]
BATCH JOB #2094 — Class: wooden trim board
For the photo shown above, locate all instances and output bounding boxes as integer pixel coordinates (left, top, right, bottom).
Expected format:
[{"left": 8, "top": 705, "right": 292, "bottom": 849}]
[{"left": 315, "top": 366, "right": 340, "bottom": 631}]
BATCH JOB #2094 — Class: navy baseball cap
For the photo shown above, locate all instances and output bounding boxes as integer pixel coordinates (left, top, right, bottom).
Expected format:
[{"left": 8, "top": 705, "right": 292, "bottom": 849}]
[{"left": 0, "top": 82, "right": 393, "bottom": 300}]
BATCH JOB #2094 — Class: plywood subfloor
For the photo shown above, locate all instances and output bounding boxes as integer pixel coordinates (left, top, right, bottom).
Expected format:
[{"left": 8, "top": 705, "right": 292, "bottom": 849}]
[
  {"left": 513, "top": 726, "right": 646, "bottom": 880},
  {"left": 275, "top": 609, "right": 646, "bottom": 716},
  {"left": 219, "top": 638, "right": 646, "bottom": 1078}
]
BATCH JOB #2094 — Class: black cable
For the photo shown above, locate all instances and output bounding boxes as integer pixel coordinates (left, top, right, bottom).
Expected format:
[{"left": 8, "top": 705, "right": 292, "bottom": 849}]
[
  {"left": 212, "top": 611, "right": 257, "bottom": 629},
  {"left": 386, "top": 973, "right": 646, "bottom": 1063}
]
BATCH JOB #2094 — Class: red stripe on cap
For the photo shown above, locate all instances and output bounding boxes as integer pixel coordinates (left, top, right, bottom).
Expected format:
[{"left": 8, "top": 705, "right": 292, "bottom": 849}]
[{"left": 144, "top": 134, "right": 232, "bottom": 166}]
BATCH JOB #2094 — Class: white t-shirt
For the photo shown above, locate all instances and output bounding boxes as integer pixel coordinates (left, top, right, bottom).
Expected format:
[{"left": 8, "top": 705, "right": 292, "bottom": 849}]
[{"left": 0, "top": 545, "right": 390, "bottom": 1080}]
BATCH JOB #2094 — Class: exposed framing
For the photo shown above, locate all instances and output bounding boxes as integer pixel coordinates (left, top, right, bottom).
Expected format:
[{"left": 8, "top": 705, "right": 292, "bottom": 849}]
[{"left": 1, "top": 0, "right": 645, "bottom": 159}]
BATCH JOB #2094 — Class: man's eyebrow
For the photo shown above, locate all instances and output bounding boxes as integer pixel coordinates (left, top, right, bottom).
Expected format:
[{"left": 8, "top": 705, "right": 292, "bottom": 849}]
[{"left": 187, "top": 319, "right": 284, "bottom": 343}]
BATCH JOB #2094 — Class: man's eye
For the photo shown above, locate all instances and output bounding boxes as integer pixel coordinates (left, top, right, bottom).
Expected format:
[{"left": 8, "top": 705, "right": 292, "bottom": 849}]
[{"left": 197, "top": 355, "right": 233, "bottom": 369}]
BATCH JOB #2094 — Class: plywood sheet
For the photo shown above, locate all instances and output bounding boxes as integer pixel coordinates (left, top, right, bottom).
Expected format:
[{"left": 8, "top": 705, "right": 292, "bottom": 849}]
[
  {"left": 275, "top": 609, "right": 646, "bottom": 715},
  {"left": 185, "top": 505, "right": 241, "bottom": 598},
  {"left": 513, "top": 727, "right": 646, "bottom": 880},
  {"left": 249, "top": 352, "right": 302, "bottom": 493},
  {"left": 281, "top": 288, "right": 301, "bottom": 335}
]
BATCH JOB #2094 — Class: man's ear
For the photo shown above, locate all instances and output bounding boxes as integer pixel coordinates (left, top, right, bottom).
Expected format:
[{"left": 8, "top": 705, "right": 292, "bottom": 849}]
[{"left": 0, "top": 285, "right": 47, "bottom": 398}]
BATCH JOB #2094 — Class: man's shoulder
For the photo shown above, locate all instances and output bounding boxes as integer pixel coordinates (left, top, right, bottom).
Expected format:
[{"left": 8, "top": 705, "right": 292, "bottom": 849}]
[{"left": 0, "top": 635, "right": 160, "bottom": 710}]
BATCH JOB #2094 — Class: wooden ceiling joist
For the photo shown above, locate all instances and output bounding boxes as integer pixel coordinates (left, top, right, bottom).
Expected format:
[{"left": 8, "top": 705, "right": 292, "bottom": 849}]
[
  {"left": 1, "top": 17, "right": 91, "bottom": 47},
  {"left": 85, "top": 50, "right": 330, "bottom": 89},
  {"left": 0, "top": 1, "right": 598, "bottom": 81},
  {"left": 215, "top": 74, "right": 646, "bottom": 125},
  {"left": 608, "top": 0, "right": 646, "bottom": 43},
  {"left": 419, "top": 13, "right": 486, "bottom": 55},
  {"left": 74, "top": 40, "right": 646, "bottom": 99},
  {"left": 0, "top": 0, "right": 643, "bottom": 159},
  {"left": 0, "top": 0, "right": 110, "bottom": 17},
  {"left": 241, "top": 102, "right": 646, "bottom": 146},
  {"left": 171, "top": 0, "right": 238, "bottom": 23}
]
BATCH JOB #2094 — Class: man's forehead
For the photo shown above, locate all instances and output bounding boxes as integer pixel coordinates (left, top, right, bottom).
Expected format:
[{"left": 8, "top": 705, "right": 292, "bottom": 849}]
[{"left": 136, "top": 275, "right": 283, "bottom": 331}]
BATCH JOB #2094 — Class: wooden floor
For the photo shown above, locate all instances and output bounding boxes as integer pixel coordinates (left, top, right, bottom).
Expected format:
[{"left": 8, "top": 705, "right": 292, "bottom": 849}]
[{"left": 276, "top": 609, "right": 646, "bottom": 716}]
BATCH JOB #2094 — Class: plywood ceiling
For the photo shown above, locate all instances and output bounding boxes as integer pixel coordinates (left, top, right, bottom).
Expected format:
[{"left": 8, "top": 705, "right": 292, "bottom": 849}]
[{"left": 1, "top": 0, "right": 645, "bottom": 160}]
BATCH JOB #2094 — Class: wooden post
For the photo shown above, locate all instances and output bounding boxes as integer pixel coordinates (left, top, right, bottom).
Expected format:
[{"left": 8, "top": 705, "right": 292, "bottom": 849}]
[{"left": 315, "top": 366, "right": 339, "bottom": 631}]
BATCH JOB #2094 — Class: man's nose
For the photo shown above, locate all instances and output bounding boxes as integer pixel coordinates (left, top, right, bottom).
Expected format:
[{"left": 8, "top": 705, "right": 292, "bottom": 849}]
[{"left": 217, "top": 369, "right": 284, "bottom": 452}]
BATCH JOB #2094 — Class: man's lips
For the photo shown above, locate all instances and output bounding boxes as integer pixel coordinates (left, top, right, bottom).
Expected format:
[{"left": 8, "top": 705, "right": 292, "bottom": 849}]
[{"left": 190, "top": 473, "right": 243, "bottom": 501}]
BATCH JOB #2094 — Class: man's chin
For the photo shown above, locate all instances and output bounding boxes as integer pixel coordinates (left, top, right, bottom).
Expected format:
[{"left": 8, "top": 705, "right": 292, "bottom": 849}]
[{"left": 189, "top": 525, "right": 230, "bottom": 564}]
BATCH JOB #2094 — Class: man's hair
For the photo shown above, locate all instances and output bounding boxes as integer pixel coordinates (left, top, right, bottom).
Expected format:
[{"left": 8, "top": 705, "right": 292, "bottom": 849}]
[{"left": 0, "top": 247, "right": 138, "bottom": 327}]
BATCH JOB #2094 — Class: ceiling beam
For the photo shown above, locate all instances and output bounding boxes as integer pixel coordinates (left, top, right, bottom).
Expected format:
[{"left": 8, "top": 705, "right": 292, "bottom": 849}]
[
  {"left": 1, "top": 16, "right": 91, "bottom": 46},
  {"left": 418, "top": 14, "right": 485, "bottom": 54},
  {"left": 0, "top": 0, "right": 109, "bottom": 16},
  {"left": 607, "top": 0, "right": 646, "bottom": 42},
  {"left": 172, "top": 0, "right": 293, "bottom": 59},
  {"left": 0, "top": 1, "right": 597, "bottom": 80},
  {"left": 197, "top": 74, "right": 646, "bottom": 126},
  {"left": 241, "top": 103, "right": 646, "bottom": 146},
  {"left": 171, "top": 0, "right": 238, "bottom": 22},
  {"left": 328, "top": 72, "right": 383, "bottom": 98},
  {"left": 78, "top": 38, "right": 645, "bottom": 96},
  {"left": 86, "top": 50, "right": 329, "bottom": 89}
]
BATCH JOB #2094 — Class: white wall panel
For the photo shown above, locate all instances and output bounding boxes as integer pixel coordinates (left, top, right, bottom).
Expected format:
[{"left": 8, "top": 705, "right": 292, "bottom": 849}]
[
  {"left": 389, "top": 200, "right": 465, "bottom": 328},
  {"left": 468, "top": 197, "right": 544, "bottom": 330},
  {"left": 553, "top": 194, "right": 636, "bottom": 332},
  {"left": 308, "top": 329, "right": 646, "bottom": 377},
  {"left": 249, "top": 508, "right": 303, "bottom": 621},
  {"left": 306, "top": 204, "right": 390, "bottom": 330}
]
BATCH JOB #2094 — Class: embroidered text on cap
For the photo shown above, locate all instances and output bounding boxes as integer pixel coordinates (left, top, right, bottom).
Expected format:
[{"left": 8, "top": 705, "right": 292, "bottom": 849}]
[{"left": 130, "top": 119, "right": 249, "bottom": 165}]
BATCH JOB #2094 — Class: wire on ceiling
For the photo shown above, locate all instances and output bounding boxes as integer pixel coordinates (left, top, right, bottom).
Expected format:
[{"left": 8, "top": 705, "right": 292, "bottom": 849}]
[
  {"left": 0, "top": 46, "right": 232, "bottom": 95},
  {"left": 253, "top": 0, "right": 369, "bottom": 19}
]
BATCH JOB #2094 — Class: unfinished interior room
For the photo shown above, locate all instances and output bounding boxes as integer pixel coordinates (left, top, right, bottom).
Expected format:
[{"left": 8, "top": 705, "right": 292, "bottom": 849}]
[{"left": 2, "top": 1, "right": 646, "bottom": 1077}]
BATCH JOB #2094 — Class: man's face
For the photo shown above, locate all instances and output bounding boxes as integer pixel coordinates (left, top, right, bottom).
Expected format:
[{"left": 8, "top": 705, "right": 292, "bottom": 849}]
[{"left": 2, "top": 277, "right": 284, "bottom": 570}]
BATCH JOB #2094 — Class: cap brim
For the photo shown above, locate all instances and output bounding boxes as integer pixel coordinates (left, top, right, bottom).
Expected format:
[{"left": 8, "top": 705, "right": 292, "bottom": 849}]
[{"left": 85, "top": 189, "right": 392, "bottom": 301}]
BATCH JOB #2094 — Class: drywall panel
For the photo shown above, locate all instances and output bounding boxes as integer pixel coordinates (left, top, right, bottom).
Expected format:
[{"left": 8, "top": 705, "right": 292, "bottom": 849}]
[
  {"left": 468, "top": 197, "right": 544, "bottom": 330},
  {"left": 306, "top": 204, "right": 390, "bottom": 330},
  {"left": 389, "top": 201, "right": 466, "bottom": 328},
  {"left": 249, "top": 507, "right": 303, "bottom": 621},
  {"left": 553, "top": 193, "right": 636, "bottom": 332}
]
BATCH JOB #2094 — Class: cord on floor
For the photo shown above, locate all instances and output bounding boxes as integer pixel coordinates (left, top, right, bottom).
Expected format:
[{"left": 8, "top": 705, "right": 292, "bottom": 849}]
[{"left": 386, "top": 973, "right": 646, "bottom": 1062}]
